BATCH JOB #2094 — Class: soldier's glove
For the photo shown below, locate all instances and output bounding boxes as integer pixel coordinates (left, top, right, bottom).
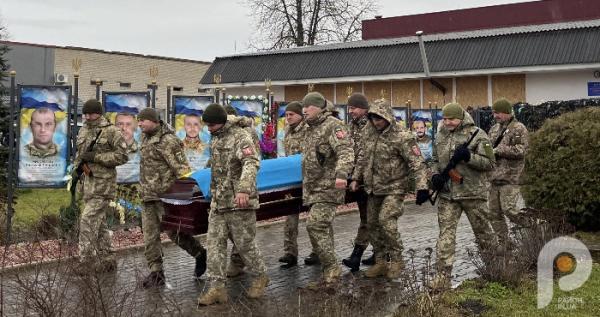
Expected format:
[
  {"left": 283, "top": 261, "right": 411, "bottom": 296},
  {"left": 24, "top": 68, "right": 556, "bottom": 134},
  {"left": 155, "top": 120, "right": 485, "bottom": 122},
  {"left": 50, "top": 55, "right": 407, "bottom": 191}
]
[
  {"left": 451, "top": 146, "right": 471, "bottom": 163},
  {"left": 415, "top": 190, "right": 430, "bottom": 205},
  {"left": 431, "top": 174, "right": 445, "bottom": 191},
  {"left": 80, "top": 151, "right": 96, "bottom": 163}
]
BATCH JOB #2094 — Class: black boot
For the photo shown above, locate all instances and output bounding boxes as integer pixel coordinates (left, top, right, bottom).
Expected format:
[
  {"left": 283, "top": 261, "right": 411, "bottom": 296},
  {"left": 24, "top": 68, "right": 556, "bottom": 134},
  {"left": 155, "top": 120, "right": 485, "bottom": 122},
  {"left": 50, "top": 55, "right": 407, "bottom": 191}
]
[
  {"left": 361, "top": 253, "right": 376, "bottom": 266},
  {"left": 342, "top": 245, "right": 366, "bottom": 272},
  {"left": 195, "top": 249, "right": 207, "bottom": 279},
  {"left": 278, "top": 253, "right": 298, "bottom": 268},
  {"left": 141, "top": 271, "right": 166, "bottom": 288},
  {"left": 304, "top": 252, "right": 320, "bottom": 266}
]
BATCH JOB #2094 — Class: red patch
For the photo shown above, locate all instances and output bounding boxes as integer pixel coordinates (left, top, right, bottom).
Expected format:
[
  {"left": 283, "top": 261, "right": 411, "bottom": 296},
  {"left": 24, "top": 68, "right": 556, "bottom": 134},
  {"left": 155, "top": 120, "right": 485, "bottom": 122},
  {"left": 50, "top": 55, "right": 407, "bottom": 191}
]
[
  {"left": 242, "top": 146, "right": 254, "bottom": 156},
  {"left": 335, "top": 130, "right": 346, "bottom": 139},
  {"left": 412, "top": 145, "right": 422, "bottom": 157}
]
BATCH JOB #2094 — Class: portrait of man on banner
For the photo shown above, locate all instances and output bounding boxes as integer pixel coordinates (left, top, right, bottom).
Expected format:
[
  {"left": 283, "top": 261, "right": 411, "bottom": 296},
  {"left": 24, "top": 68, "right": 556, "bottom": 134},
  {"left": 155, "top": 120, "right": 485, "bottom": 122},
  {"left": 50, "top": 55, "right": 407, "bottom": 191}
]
[
  {"left": 104, "top": 92, "right": 148, "bottom": 183},
  {"left": 276, "top": 103, "right": 287, "bottom": 157},
  {"left": 173, "top": 95, "right": 213, "bottom": 170},
  {"left": 18, "top": 86, "right": 70, "bottom": 187}
]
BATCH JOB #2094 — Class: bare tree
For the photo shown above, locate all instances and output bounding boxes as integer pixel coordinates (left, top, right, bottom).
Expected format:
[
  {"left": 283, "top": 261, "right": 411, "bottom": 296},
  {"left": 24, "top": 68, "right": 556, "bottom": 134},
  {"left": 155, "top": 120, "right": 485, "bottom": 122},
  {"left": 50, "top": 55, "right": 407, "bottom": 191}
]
[{"left": 246, "top": 0, "right": 378, "bottom": 50}]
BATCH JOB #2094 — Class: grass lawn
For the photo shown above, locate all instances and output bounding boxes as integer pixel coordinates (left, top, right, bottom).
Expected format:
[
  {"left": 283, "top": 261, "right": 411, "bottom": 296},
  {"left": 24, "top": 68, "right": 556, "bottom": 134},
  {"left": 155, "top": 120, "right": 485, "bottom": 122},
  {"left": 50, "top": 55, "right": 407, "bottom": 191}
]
[
  {"left": 444, "top": 263, "right": 600, "bottom": 316},
  {"left": 11, "top": 188, "right": 71, "bottom": 230}
]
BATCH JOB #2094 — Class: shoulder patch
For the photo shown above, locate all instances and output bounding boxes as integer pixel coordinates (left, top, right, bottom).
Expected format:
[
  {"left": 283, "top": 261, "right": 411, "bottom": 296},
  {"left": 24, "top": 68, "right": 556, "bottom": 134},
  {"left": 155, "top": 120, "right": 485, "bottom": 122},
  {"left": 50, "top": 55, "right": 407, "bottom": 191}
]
[
  {"left": 175, "top": 150, "right": 187, "bottom": 163},
  {"left": 242, "top": 145, "right": 254, "bottom": 156},
  {"left": 334, "top": 127, "right": 346, "bottom": 139},
  {"left": 483, "top": 142, "right": 494, "bottom": 159}
]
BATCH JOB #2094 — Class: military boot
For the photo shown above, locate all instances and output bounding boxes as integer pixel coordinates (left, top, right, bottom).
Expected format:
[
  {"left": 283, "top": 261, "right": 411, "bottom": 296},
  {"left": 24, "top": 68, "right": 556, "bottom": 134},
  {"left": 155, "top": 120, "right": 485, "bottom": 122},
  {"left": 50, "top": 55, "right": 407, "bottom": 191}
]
[
  {"left": 386, "top": 260, "right": 405, "bottom": 279},
  {"left": 342, "top": 245, "right": 366, "bottom": 272},
  {"left": 323, "top": 265, "right": 342, "bottom": 284},
  {"left": 364, "top": 260, "right": 388, "bottom": 278},
  {"left": 304, "top": 252, "right": 320, "bottom": 266},
  {"left": 361, "top": 253, "right": 376, "bottom": 266},
  {"left": 278, "top": 253, "right": 298, "bottom": 269},
  {"left": 247, "top": 274, "right": 270, "bottom": 298},
  {"left": 198, "top": 287, "right": 229, "bottom": 306},
  {"left": 226, "top": 262, "right": 245, "bottom": 277},
  {"left": 141, "top": 271, "right": 166, "bottom": 288},
  {"left": 194, "top": 249, "right": 207, "bottom": 279}
]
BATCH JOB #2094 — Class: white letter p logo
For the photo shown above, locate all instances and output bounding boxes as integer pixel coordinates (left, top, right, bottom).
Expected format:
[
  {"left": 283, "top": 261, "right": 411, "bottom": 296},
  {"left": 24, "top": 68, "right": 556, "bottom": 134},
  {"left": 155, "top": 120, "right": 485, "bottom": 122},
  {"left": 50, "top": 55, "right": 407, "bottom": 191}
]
[{"left": 537, "top": 236, "right": 592, "bottom": 309}]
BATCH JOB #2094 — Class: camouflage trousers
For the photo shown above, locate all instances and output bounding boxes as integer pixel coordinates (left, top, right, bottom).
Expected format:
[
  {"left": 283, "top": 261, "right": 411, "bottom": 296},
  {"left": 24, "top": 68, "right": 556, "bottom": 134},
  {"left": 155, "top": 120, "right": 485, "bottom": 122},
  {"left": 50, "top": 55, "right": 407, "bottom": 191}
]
[
  {"left": 367, "top": 194, "right": 405, "bottom": 262},
  {"left": 283, "top": 213, "right": 300, "bottom": 256},
  {"left": 306, "top": 203, "right": 338, "bottom": 269},
  {"left": 78, "top": 197, "right": 113, "bottom": 262},
  {"left": 435, "top": 198, "right": 496, "bottom": 275},
  {"left": 206, "top": 209, "right": 266, "bottom": 288},
  {"left": 142, "top": 201, "right": 206, "bottom": 272},
  {"left": 353, "top": 189, "right": 370, "bottom": 248},
  {"left": 488, "top": 184, "right": 529, "bottom": 245}
]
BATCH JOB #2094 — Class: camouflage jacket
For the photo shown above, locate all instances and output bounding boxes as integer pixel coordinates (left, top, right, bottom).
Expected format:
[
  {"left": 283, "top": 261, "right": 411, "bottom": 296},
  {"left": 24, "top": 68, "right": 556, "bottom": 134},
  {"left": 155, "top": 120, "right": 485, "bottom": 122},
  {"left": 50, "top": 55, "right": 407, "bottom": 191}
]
[
  {"left": 209, "top": 120, "right": 260, "bottom": 211},
  {"left": 283, "top": 121, "right": 307, "bottom": 155},
  {"left": 183, "top": 137, "right": 205, "bottom": 153},
  {"left": 75, "top": 116, "right": 128, "bottom": 198},
  {"left": 433, "top": 111, "right": 495, "bottom": 200},
  {"left": 349, "top": 115, "right": 369, "bottom": 181},
  {"left": 356, "top": 101, "right": 428, "bottom": 195},
  {"left": 140, "top": 122, "right": 191, "bottom": 202},
  {"left": 26, "top": 142, "right": 58, "bottom": 158},
  {"left": 489, "top": 118, "right": 529, "bottom": 185},
  {"left": 302, "top": 111, "right": 354, "bottom": 205}
]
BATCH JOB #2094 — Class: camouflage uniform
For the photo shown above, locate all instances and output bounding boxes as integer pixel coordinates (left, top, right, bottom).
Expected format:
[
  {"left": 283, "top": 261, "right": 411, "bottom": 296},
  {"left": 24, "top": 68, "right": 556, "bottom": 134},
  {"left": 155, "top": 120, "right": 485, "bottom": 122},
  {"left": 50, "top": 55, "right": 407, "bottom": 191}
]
[
  {"left": 432, "top": 111, "right": 496, "bottom": 280},
  {"left": 354, "top": 101, "right": 428, "bottom": 264},
  {"left": 302, "top": 109, "right": 354, "bottom": 271},
  {"left": 348, "top": 115, "right": 370, "bottom": 248},
  {"left": 75, "top": 116, "right": 128, "bottom": 264},
  {"left": 204, "top": 119, "right": 265, "bottom": 288},
  {"left": 282, "top": 120, "right": 308, "bottom": 257},
  {"left": 182, "top": 137, "right": 205, "bottom": 153},
  {"left": 26, "top": 142, "right": 58, "bottom": 158},
  {"left": 488, "top": 118, "right": 529, "bottom": 244},
  {"left": 139, "top": 122, "right": 205, "bottom": 273}
]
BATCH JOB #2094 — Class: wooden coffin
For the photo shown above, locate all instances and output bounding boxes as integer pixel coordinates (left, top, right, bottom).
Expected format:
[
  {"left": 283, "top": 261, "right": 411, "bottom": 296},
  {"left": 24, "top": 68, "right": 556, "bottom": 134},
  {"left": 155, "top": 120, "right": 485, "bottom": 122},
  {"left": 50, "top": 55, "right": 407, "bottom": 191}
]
[{"left": 160, "top": 179, "right": 359, "bottom": 235}]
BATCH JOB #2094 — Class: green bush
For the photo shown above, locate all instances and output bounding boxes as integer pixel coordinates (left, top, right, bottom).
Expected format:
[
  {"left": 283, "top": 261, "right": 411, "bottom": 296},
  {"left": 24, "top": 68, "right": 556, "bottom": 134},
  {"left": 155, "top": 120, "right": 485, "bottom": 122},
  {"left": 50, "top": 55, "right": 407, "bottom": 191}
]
[{"left": 522, "top": 108, "right": 600, "bottom": 230}]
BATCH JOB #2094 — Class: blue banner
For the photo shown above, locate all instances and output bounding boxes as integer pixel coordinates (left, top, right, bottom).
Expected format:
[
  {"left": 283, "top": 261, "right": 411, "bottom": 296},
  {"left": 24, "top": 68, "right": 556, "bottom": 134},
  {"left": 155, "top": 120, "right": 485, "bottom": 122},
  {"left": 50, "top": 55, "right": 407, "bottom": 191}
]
[{"left": 173, "top": 96, "right": 214, "bottom": 171}]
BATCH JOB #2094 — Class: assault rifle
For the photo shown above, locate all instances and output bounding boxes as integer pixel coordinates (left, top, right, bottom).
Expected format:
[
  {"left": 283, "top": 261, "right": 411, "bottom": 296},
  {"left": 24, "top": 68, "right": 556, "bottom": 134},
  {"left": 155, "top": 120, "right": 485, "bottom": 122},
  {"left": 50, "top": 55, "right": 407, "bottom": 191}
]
[
  {"left": 429, "top": 128, "right": 480, "bottom": 205},
  {"left": 70, "top": 130, "right": 102, "bottom": 196}
]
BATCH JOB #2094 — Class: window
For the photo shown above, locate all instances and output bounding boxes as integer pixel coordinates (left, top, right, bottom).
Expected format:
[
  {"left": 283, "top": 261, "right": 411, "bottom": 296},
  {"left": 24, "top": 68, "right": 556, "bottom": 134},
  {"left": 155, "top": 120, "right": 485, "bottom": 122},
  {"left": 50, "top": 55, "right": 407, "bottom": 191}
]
[
  {"left": 173, "top": 86, "right": 183, "bottom": 92},
  {"left": 119, "top": 82, "right": 131, "bottom": 88}
]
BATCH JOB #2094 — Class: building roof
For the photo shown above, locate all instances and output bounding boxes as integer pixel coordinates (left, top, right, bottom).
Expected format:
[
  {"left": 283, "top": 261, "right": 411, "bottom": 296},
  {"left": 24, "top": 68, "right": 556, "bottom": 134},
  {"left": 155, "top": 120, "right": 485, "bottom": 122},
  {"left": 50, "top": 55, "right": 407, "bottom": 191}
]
[
  {"left": 200, "top": 20, "right": 600, "bottom": 86},
  {"left": 362, "top": 0, "right": 600, "bottom": 40},
  {"left": 0, "top": 40, "right": 211, "bottom": 65}
]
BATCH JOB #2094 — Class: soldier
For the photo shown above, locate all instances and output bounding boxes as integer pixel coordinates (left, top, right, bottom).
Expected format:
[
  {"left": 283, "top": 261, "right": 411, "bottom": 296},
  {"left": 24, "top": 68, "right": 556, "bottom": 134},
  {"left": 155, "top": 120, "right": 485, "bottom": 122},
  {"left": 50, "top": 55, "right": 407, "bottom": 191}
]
[
  {"left": 277, "top": 101, "right": 315, "bottom": 268},
  {"left": 198, "top": 104, "right": 268, "bottom": 305},
  {"left": 342, "top": 93, "right": 372, "bottom": 272},
  {"left": 351, "top": 99, "right": 429, "bottom": 279},
  {"left": 27, "top": 107, "right": 59, "bottom": 158},
  {"left": 487, "top": 98, "right": 529, "bottom": 247},
  {"left": 74, "top": 99, "right": 128, "bottom": 273},
  {"left": 137, "top": 108, "right": 207, "bottom": 288},
  {"left": 301, "top": 92, "right": 354, "bottom": 288},
  {"left": 429, "top": 103, "right": 497, "bottom": 290}
]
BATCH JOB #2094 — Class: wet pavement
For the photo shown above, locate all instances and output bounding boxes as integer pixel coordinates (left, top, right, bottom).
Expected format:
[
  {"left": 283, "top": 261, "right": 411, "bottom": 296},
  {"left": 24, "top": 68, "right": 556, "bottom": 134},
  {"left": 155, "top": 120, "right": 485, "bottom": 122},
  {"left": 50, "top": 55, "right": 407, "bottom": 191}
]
[{"left": 1, "top": 202, "right": 480, "bottom": 316}]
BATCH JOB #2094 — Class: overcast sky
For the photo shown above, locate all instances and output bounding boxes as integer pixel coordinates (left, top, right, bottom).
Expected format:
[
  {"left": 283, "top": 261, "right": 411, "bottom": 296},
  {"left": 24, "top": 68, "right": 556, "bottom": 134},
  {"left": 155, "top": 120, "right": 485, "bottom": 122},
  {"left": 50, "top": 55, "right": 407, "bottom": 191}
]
[{"left": 1, "top": 0, "right": 528, "bottom": 62}]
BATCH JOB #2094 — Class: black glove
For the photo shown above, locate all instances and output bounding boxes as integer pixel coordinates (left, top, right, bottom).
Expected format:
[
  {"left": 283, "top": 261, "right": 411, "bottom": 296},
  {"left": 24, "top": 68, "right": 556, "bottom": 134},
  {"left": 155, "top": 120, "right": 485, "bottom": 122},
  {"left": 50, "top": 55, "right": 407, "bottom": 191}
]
[
  {"left": 80, "top": 151, "right": 96, "bottom": 163},
  {"left": 451, "top": 146, "right": 471, "bottom": 163},
  {"left": 415, "top": 190, "right": 430, "bottom": 205},
  {"left": 431, "top": 174, "right": 445, "bottom": 191}
]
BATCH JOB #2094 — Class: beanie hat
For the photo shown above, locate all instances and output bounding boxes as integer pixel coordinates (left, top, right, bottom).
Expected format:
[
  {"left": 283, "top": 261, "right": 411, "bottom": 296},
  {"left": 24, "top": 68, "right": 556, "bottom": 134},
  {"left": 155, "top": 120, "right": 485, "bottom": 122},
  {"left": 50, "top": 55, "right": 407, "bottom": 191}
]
[
  {"left": 302, "top": 92, "right": 326, "bottom": 109},
  {"left": 285, "top": 101, "right": 303, "bottom": 116},
  {"left": 137, "top": 108, "right": 160, "bottom": 122},
  {"left": 442, "top": 103, "right": 464, "bottom": 120},
  {"left": 224, "top": 104, "right": 238, "bottom": 115},
  {"left": 347, "top": 93, "right": 369, "bottom": 109},
  {"left": 492, "top": 98, "right": 513, "bottom": 114},
  {"left": 202, "top": 103, "right": 228, "bottom": 124},
  {"left": 82, "top": 99, "right": 103, "bottom": 114}
]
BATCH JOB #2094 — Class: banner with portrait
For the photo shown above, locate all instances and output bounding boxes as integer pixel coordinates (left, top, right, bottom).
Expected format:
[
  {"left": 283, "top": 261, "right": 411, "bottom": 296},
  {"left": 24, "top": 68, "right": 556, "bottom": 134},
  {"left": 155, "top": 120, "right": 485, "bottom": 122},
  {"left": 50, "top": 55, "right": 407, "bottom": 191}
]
[
  {"left": 17, "top": 85, "right": 71, "bottom": 187},
  {"left": 335, "top": 105, "right": 348, "bottom": 123},
  {"left": 276, "top": 103, "right": 288, "bottom": 157},
  {"left": 173, "top": 95, "right": 213, "bottom": 170},
  {"left": 410, "top": 109, "right": 443, "bottom": 138},
  {"left": 229, "top": 98, "right": 265, "bottom": 140},
  {"left": 392, "top": 107, "right": 409, "bottom": 128},
  {"left": 103, "top": 92, "right": 149, "bottom": 183}
]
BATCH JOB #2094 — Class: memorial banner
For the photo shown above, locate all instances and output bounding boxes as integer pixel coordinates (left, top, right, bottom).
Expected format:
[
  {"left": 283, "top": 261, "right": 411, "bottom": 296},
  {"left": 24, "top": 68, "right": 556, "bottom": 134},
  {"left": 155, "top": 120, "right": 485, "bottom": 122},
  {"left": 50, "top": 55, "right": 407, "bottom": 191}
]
[{"left": 173, "top": 95, "right": 213, "bottom": 170}]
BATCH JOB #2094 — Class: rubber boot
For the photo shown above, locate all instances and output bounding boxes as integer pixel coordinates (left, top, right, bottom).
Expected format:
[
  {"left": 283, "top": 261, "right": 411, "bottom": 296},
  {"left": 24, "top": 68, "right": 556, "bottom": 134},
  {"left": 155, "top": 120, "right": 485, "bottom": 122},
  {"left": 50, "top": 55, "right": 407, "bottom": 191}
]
[
  {"left": 198, "top": 287, "right": 229, "bottom": 306},
  {"left": 342, "top": 245, "right": 366, "bottom": 272},
  {"left": 278, "top": 253, "right": 298, "bottom": 268},
  {"left": 304, "top": 252, "right": 320, "bottom": 266},
  {"left": 361, "top": 253, "right": 376, "bottom": 266},
  {"left": 247, "top": 274, "right": 270, "bottom": 298}
]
